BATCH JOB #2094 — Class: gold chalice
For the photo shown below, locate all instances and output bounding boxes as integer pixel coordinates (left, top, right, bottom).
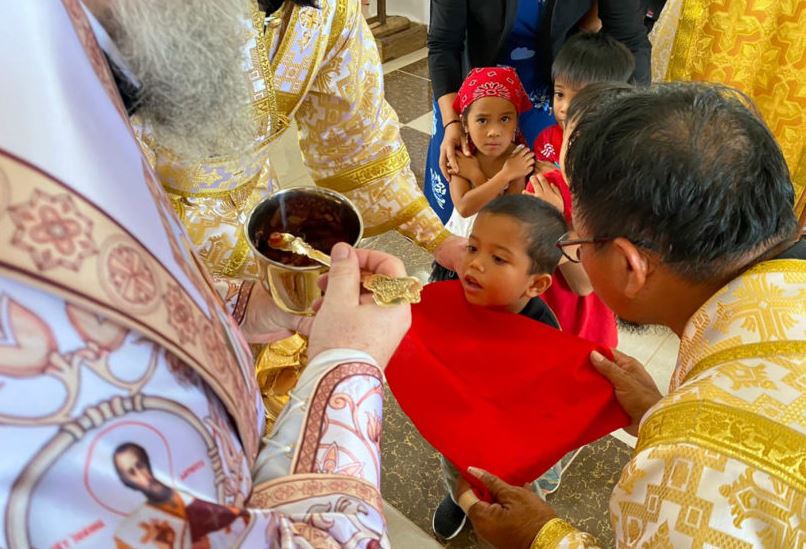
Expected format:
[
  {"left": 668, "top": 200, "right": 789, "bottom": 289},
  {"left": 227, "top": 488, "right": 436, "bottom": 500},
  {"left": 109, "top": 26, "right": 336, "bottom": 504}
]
[{"left": 244, "top": 187, "right": 363, "bottom": 316}]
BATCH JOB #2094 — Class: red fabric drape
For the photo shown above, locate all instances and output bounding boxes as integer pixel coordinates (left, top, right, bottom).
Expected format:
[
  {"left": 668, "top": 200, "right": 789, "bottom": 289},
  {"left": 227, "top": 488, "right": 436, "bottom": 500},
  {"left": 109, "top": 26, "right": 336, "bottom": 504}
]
[{"left": 386, "top": 281, "right": 629, "bottom": 499}]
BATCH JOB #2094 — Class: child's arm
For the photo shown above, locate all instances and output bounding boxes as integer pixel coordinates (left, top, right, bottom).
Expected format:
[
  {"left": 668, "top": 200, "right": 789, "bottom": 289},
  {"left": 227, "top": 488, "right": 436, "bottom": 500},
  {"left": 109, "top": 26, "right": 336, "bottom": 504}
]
[
  {"left": 451, "top": 146, "right": 535, "bottom": 217},
  {"left": 449, "top": 172, "right": 509, "bottom": 217},
  {"left": 558, "top": 259, "right": 594, "bottom": 296},
  {"left": 505, "top": 176, "right": 526, "bottom": 195}
]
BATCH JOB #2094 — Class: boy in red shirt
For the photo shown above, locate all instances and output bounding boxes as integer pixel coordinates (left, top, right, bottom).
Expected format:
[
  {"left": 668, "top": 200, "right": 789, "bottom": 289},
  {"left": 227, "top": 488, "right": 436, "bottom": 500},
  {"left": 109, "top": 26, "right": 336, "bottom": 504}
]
[
  {"left": 527, "top": 34, "right": 634, "bottom": 349},
  {"left": 533, "top": 32, "right": 635, "bottom": 173}
]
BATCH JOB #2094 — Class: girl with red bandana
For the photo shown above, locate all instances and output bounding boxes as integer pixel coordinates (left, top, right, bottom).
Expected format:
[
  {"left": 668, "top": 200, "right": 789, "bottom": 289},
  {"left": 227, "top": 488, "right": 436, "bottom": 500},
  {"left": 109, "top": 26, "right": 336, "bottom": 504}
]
[{"left": 432, "top": 67, "right": 536, "bottom": 281}]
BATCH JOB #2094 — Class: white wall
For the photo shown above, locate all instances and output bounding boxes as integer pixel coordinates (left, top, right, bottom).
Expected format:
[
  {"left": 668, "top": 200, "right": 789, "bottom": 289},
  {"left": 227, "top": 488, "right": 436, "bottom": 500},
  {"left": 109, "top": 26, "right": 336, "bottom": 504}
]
[{"left": 377, "top": 0, "right": 429, "bottom": 24}]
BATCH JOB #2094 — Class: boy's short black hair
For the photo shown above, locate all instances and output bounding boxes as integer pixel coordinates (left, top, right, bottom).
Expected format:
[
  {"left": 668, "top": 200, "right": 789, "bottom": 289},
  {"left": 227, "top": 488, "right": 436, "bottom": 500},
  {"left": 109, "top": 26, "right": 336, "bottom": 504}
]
[
  {"left": 566, "top": 82, "right": 798, "bottom": 282},
  {"left": 552, "top": 32, "right": 635, "bottom": 87},
  {"left": 479, "top": 195, "right": 566, "bottom": 275}
]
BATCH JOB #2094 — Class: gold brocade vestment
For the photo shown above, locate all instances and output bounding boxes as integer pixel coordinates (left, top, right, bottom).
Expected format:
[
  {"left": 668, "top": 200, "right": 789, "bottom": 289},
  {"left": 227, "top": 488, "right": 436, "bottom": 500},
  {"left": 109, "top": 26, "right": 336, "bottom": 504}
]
[
  {"left": 531, "top": 259, "right": 806, "bottom": 548},
  {"left": 650, "top": 0, "right": 806, "bottom": 218},
  {"left": 136, "top": 0, "right": 450, "bottom": 280},
  {"left": 135, "top": 0, "right": 451, "bottom": 430}
]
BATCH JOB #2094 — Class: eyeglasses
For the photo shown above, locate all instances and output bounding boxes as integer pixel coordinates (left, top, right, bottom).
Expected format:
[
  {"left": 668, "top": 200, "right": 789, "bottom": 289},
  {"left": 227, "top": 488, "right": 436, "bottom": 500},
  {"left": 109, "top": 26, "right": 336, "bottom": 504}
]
[
  {"left": 554, "top": 232, "right": 613, "bottom": 263},
  {"left": 555, "top": 232, "right": 656, "bottom": 263}
]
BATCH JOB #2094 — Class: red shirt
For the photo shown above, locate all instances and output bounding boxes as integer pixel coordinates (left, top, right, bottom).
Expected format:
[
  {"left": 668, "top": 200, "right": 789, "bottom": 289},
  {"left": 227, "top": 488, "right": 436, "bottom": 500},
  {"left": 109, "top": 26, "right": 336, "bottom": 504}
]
[
  {"left": 538, "top": 169, "right": 619, "bottom": 349},
  {"left": 533, "top": 124, "right": 564, "bottom": 165},
  {"left": 526, "top": 168, "right": 573, "bottom": 225}
]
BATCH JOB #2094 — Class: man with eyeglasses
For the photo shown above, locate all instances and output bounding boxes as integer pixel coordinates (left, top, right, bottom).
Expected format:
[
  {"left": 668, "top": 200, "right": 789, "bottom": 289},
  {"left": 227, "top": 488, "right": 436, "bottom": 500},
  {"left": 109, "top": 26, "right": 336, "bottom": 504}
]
[{"left": 463, "top": 82, "right": 805, "bottom": 547}]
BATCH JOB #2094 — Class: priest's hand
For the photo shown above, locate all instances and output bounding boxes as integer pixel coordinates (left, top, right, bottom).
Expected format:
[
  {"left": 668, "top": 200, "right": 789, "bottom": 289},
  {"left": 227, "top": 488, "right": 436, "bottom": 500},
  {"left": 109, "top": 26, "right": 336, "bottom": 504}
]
[
  {"left": 433, "top": 234, "right": 468, "bottom": 272},
  {"left": 590, "top": 350, "right": 663, "bottom": 436},
  {"left": 465, "top": 467, "right": 555, "bottom": 549},
  {"left": 240, "top": 282, "right": 313, "bottom": 344},
  {"left": 308, "top": 243, "right": 411, "bottom": 368}
]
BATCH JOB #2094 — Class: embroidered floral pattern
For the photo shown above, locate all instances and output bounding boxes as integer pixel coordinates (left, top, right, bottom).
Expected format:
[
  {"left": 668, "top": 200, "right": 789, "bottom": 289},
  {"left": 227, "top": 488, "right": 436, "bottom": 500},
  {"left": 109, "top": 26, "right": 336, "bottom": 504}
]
[
  {"left": 317, "top": 442, "right": 364, "bottom": 477},
  {"left": 201, "top": 320, "right": 229, "bottom": 374},
  {"left": 8, "top": 190, "right": 98, "bottom": 272},
  {"left": 0, "top": 166, "right": 9, "bottom": 215},
  {"left": 164, "top": 284, "right": 196, "bottom": 345},
  {"left": 105, "top": 243, "right": 159, "bottom": 307},
  {"left": 0, "top": 295, "right": 57, "bottom": 377},
  {"left": 365, "top": 411, "right": 382, "bottom": 446}
]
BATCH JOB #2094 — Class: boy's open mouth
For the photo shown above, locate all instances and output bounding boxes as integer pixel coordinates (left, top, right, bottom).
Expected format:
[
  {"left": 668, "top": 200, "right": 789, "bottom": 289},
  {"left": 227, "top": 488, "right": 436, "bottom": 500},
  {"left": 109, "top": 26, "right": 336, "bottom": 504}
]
[{"left": 462, "top": 274, "right": 483, "bottom": 292}]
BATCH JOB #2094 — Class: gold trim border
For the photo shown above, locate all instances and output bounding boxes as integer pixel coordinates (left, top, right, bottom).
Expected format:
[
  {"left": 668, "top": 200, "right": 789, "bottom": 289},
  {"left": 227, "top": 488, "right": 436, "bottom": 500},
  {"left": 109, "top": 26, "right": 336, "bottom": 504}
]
[
  {"left": 746, "top": 258, "right": 806, "bottom": 277},
  {"left": 315, "top": 147, "right": 411, "bottom": 193},
  {"left": 221, "top": 229, "right": 253, "bottom": 279},
  {"left": 637, "top": 400, "right": 806, "bottom": 493},
  {"left": 413, "top": 226, "right": 451, "bottom": 254},
  {"left": 0, "top": 152, "right": 260, "bottom": 462},
  {"left": 250, "top": 473, "right": 384, "bottom": 514},
  {"left": 363, "top": 197, "right": 429, "bottom": 238},
  {"left": 532, "top": 518, "right": 578, "bottom": 549},
  {"left": 665, "top": 0, "right": 705, "bottom": 81},
  {"left": 685, "top": 340, "right": 806, "bottom": 383},
  {"left": 163, "top": 173, "right": 261, "bottom": 201},
  {"left": 327, "top": 0, "right": 349, "bottom": 52}
]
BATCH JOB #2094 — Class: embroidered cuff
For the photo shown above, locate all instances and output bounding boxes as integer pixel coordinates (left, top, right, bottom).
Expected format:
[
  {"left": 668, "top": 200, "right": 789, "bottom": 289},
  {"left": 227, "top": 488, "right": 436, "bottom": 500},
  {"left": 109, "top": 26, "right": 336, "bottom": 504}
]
[{"left": 532, "top": 518, "right": 577, "bottom": 548}]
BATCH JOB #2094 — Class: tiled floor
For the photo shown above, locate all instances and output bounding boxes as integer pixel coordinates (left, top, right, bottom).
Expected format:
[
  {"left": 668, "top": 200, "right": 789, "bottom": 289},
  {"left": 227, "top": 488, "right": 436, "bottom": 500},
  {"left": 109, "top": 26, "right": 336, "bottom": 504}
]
[{"left": 269, "top": 48, "right": 682, "bottom": 547}]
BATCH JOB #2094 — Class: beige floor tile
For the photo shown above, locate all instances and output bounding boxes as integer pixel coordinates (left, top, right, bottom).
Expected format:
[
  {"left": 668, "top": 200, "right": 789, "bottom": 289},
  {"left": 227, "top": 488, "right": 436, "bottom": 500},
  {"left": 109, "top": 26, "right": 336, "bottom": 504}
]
[
  {"left": 610, "top": 429, "right": 637, "bottom": 448},
  {"left": 616, "top": 326, "right": 670, "bottom": 364},
  {"left": 397, "top": 58, "right": 430, "bottom": 79},
  {"left": 281, "top": 171, "right": 315, "bottom": 189},
  {"left": 382, "top": 47, "right": 428, "bottom": 74},
  {"left": 384, "top": 500, "right": 443, "bottom": 548},
  {"left": 384, "top": 71, "right": 434, "bottom": 123},
  {"left": 644, "top": 332, "right": 681, "bottom": 394},
  {"left": 267, "top": 120, "right": 309, "bottom": 185},
  {"left": 406, "top": 111, "right": 434, "bottom": 135},
  {"left": 610, "top": 331, "right": 681, "bottom": 448}
]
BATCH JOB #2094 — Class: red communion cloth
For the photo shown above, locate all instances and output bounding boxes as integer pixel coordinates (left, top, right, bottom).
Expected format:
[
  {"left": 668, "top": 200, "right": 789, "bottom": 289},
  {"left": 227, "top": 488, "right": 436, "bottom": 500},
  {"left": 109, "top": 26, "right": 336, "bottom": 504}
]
[{"left": 386, "top": 280, "right": 629, "bottom": 500}]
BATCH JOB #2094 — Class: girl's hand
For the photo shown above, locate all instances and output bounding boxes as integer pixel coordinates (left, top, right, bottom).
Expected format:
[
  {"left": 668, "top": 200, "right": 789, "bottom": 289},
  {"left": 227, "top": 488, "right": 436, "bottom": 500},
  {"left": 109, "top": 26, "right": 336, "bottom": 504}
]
[
  {"left": 525, "top": 173, "right": 564, "bottom": 213},
  {"left": 503, "top": 145, "right": 535, "bottom": 180}
]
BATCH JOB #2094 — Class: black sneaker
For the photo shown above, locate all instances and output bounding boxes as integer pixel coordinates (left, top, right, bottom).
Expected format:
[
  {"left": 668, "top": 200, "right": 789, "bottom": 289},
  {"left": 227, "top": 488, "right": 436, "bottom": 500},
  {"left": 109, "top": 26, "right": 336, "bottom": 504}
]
[{"left": 432, "top": 494, "right": 467, "bottom": 539}]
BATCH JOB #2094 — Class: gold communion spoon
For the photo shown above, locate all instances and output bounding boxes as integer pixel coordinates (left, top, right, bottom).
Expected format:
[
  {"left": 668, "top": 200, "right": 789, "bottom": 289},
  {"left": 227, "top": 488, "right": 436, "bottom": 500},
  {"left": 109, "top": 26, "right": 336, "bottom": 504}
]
[
  {"left": 268, "top": 232, "right": 332, "bottom": 267},
  {"left": 268, "top": 232, "right": 422, "bottom": 306}
]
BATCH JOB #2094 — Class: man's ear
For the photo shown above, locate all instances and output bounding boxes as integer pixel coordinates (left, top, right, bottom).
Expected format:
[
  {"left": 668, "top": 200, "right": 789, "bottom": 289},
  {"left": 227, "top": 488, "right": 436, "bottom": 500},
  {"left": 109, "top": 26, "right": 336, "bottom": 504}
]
[
  {"left": 611, "top": 237, "right": 652, "bottom": 298},
  {"left": 525, "top": 273, "right": 553, "bottom": 298}
]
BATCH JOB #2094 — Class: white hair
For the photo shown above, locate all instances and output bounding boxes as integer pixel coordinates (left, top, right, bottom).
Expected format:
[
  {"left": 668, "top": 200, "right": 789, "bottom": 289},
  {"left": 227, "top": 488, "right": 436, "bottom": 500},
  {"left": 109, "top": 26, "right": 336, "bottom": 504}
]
[{"left": 110, "top": 0, "right": 258, "bottom": 160}]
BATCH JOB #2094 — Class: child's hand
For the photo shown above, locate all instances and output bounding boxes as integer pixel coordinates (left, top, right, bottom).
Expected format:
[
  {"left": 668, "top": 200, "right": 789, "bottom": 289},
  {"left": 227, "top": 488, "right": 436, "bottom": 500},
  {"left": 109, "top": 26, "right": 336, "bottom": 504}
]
[
  {"left": 453, "top": 152, "right": 484, "bottom": 183},
  {"left": 535, "top": 160, "right": 557, "bottom": 176},
  {"left": 503, "top": 145, "right": 535, "bottom": 180},
  {"left": 525, "top": 174, "right": 564, "bottom": 213}
]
